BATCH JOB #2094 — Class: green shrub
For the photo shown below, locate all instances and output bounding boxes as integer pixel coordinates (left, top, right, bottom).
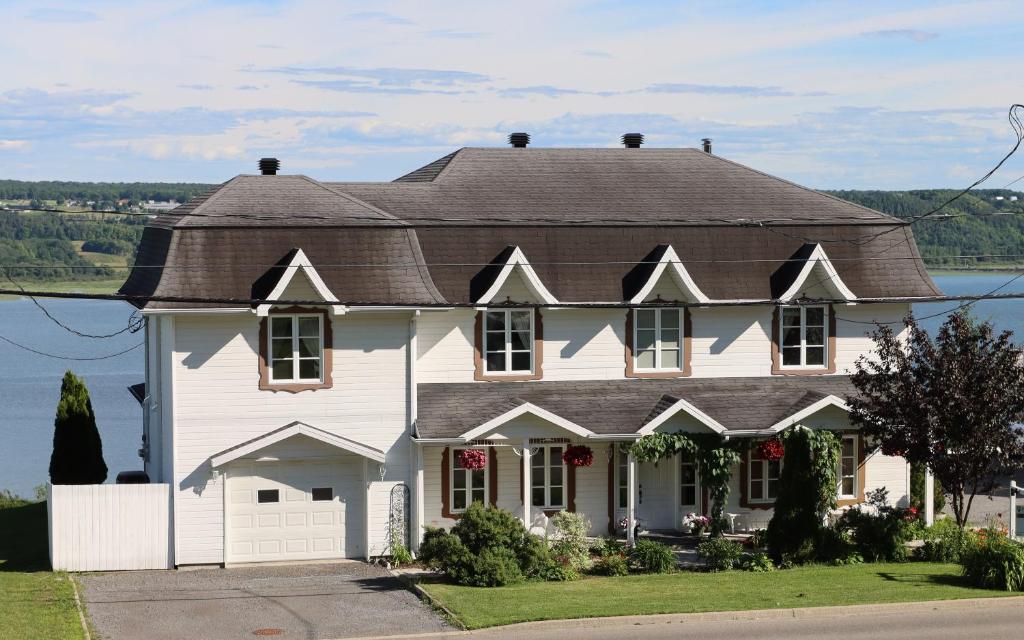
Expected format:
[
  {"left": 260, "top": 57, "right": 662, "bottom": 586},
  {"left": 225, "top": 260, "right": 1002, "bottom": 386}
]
[
  {"left": 592, "top": 553, "right": 629, "bottom": 576},
  {"left": 539, "top": 558, "right": 580, "bottom": 581},
  {"left": 917, "top": 518, "right": 976, "bottom": 563},
  {"left": 910, "top": 463, "right": 946, "bottom": 515},
  {"left": 390, "top": 542, "right": 413, "bottom": 567},
  {"left": 550, "top": 511, "right": 590, "bottom": 571},
  {"left": 766, "top": 429, "right": 825, "bottom": 562},
  {"left": 960, "top": 530, "right": 1024, "bottom": 591},
  {"left": 599, "top": 537, "right": 626, "bottom": 558},
  {"left": 0, "top": 489, "right": 33, "bottom": 509},
  {"left": 746, "top": 529, "right": 768, "bottom": 549},
  {"left": 814, "top": 526, "right": 860, "bottom": 565},
  {"left": 739, "top": 552, "right": 774, "bottom": 572},
  {"left": 628, "top": 539, "right": 676, "bottom": 573},
  {"left": 836, "top": 488, "right": 913, "bottom": 562},
  {"left": 697, "top": 537, "right": 744, "bottom": 571},
  {"left": 417, "top": 504, "right": 551, "bottom": 586}
]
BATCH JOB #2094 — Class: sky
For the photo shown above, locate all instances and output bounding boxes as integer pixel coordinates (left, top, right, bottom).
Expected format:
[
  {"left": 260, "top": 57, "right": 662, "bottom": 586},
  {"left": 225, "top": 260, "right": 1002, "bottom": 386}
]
[{"left": 0, "top": 0, "right": 1022, "bottom": 188}]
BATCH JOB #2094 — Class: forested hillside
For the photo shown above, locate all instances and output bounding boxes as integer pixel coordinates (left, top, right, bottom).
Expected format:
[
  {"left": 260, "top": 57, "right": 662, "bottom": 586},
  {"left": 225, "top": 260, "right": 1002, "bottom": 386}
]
[{"left": 825, "top": 189, "right": 1024, "bottom": 267}]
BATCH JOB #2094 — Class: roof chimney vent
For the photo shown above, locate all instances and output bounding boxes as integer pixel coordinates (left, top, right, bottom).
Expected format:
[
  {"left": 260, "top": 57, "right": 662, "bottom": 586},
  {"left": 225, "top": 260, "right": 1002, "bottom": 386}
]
[
  {"left": 622, "top": 133, "right": 644, "bottom": 148},
  {"left": 508, "top": 132, "right": 530, "bottom": 148},
  {"left": 701, "top": 138, "right": 712, "bottom": 154},
  {"left": 259, "top": 157, "right": 280, "bottom": 175}
]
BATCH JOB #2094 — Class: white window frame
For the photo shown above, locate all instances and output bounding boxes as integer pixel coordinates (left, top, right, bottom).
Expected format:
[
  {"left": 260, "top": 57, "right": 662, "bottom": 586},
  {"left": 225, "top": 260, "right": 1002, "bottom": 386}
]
[
  {"left": 268, "top": 314, "right": 324, "bottom": 383},
  {"left": 778, "top": 304, "right": 828, "bottom": 369},
  {"left": 748, "top": 447, "right": 782, "bottom": 504},
  {"left": 483, "top": 309, "right": 535, "bottom": 374},
  {"left": 633, "top": 308, "right": 684, "bottom": 372},
  {"left": 531, "top": 445, "right": 566, "bottom": 509},
  {"left": 838, "top": 435, "right": 859, "bottom": 499},
  {"left": 679, "top": 451, "right": 699, "bottom": 508},
  {"left": 450, "top": 447, "right": 489, "bottom": 513}
]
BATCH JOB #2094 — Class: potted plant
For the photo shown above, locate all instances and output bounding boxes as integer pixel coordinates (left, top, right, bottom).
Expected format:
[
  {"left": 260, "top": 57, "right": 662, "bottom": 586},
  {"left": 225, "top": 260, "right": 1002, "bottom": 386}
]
[{"left": 683, "top": 512, "right": 711, "bottom": 536}]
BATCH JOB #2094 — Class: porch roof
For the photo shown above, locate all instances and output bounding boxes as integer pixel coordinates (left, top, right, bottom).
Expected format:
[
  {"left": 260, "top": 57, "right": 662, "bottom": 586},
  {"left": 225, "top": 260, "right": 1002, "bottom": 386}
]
[
  {"left": 415, "top": 376, "right": 857, "bottom": 439},
  {"left": 210, "top": 421, "right": 386, "bottom": 467}
]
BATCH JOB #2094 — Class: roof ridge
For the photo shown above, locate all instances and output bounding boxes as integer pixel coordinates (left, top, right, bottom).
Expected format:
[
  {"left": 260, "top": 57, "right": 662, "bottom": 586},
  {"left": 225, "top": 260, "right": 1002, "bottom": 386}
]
[
  {"left": 163, "top": 178, "right": 235, "bottom": 226},
  {"left": 298, "top": 175, "right": 405, "bottom": 223},
  {"left": 394, "top": 149, "right": 462, "bottom": 182}
]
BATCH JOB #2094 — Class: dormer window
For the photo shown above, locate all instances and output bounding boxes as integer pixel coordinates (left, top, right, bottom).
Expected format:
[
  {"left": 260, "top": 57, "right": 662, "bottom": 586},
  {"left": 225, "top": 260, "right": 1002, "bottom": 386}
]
[
  {"left": 259, "top": 308, "right": 333, "bottom": 392},
  {"left": 633, "top": 308, "right": 683, "bottom": 372},
  {"left": 779, "top": 305, "right": 827, "bottom": 368},
  {"left": 484, "top": 309, "right": 534, "bottom": 374}
]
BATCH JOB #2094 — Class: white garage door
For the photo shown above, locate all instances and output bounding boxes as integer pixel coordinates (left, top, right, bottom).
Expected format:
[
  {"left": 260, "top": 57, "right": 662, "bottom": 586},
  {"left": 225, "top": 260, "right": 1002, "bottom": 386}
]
[{"left": 226, "top": 456, "right": 365, "bottom": 563}]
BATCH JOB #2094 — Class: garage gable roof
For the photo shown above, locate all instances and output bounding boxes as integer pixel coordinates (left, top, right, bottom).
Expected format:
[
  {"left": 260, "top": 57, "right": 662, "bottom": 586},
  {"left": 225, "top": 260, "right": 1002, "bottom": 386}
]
[{"left": 210, "top": 421, "right": 386, "bottom": 467}]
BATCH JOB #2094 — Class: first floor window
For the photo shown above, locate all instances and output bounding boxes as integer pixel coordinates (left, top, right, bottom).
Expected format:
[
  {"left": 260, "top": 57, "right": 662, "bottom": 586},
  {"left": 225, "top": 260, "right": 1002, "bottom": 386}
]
[
  {"left": 838, "top": 435, "right": 858, "bottom": 498},
  {"left": 451, "top": 448, "right": 487, "bottom": 512},
  {"left": 680, "top": 452, "right": 698, "bottom": 507},
  {"left": 634, "top": 308, "right": 683, "bottom": 371},
  {"left": 749, "top": 446, "right": 781, "bottom": 502},
  {"left": 484, "top": 309, "right": 534, "bottom": 373},
  {"left": 269, "top": 314, "right": 323, "bottom": 382},
  {"left": 531, "top": 445, "right": 565, "bottom": 509},
  {"left": 779, "top": 305, "right": 827, "bottom": 368}
]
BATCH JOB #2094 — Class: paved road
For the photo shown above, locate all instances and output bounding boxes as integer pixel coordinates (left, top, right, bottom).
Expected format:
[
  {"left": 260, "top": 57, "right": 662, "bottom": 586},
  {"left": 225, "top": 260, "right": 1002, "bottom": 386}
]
[
  {"left": 80, "top": 561, "right": 451, "bottom": 640},
  {"left": 352, "top": 597, "right": 1024, "bottom": 640}
]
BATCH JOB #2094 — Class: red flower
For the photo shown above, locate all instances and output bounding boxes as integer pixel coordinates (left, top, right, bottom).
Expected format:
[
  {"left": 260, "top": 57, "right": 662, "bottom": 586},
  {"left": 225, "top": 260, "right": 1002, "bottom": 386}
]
[
  {"left": 457, "top": 449, "right": 487, "bottom": 470},
  {"left": 562, "top": 445, "right": 595, "bottom": 467},
  {"left": 757, "top": 438, "right": 785, "bottom": 461}
]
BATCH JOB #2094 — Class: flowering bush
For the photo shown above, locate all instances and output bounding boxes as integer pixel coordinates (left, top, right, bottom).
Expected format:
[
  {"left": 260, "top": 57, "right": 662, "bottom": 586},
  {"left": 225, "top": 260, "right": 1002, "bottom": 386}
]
[
  {"left": 457, "top": 448, "right": 487, "bottom": 470},
  {"left": 562, "top": 445, "right": 594, "bottom": 467},
  {"left": 960, "top": 528, "right": 1024, "bottom": 591},
  {"left": 756, "top": 438, "right": 785, "bottom": 461},
  {"left": 683, "top": 512, "right": 711, "bottom": 535}
]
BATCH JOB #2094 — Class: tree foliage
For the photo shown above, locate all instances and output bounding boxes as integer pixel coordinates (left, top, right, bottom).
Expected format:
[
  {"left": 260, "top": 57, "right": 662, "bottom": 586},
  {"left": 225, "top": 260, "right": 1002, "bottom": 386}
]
[
  {"left": 848, "top": 311, "right": 1024, "bottom": 528},
  {"left": 49, "top": 371, "right": 107, "bottom": 485}
]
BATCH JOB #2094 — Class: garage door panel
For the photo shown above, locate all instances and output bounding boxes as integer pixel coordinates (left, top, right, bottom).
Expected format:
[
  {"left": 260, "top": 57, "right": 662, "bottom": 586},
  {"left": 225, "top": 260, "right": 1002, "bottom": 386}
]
[{"left": 226, "top": 456, "right": 364, "bottom": 563}]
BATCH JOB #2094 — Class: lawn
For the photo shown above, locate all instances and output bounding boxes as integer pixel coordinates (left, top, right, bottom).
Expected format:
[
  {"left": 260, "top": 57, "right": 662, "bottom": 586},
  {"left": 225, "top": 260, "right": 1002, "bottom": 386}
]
[
  {"left": 421, "top": 562, "right": 1017, "bottom": 629},
  {"left": 0, "top": 501, "right": 86, "bottom": 640}
]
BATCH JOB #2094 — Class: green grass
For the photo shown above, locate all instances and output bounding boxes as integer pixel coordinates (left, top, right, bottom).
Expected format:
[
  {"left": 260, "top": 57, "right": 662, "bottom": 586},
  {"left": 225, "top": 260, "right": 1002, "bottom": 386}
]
[
  {"left": 0, "top": 501, "right": 86, "bottom": 640},
  {"left": 421, "top": 563, "right": 1017, "bottom": 629}
]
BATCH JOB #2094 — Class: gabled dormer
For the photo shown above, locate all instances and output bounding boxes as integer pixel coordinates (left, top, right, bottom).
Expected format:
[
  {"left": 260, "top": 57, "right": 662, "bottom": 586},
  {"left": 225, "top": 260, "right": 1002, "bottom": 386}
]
[
  {"left": 623, "top": 244, "right": 709, "bottom": 304},
  {"left": 251, "top": 248, "right": 345, "bottom": 316},
  {"left": 470, "top": 245, "right": 558, "bottom": 305},
  {"left": 771, "top": 243, "right": 856, "bottom": 303}
]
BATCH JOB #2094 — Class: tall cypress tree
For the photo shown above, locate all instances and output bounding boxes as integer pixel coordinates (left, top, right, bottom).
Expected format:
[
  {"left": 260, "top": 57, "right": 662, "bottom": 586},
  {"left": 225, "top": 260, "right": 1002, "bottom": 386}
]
[
  {"left": 49, "top": 371, "right": 107, "bottom": 485},
  {"left": 765, "top": 428, "right": 820, "bottom": 561}
]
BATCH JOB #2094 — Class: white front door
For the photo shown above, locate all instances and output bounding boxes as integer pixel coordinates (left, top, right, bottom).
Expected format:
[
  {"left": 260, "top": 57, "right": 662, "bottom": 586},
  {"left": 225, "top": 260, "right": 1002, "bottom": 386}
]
[
  {"left": 637, "top": 458, "right": 676, "bottom": 530},
  {"left": 677, "top": 452, "right": 700, "bottom": 525},
  {"left": 225, "top": 456, "right": 364, "bottom": 563}
]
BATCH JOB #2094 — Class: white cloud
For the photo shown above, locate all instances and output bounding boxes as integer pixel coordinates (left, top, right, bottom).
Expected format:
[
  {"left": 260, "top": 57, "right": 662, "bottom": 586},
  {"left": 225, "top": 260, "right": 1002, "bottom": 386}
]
[{"left": 0, "top": 140, "right": 30, "bottom": 150}]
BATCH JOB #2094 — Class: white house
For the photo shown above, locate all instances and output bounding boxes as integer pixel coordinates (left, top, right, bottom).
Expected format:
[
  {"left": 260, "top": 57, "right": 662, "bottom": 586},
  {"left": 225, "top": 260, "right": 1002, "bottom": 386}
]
[{"left": 118, "top": 138, "right": 940, "bottom": 566}]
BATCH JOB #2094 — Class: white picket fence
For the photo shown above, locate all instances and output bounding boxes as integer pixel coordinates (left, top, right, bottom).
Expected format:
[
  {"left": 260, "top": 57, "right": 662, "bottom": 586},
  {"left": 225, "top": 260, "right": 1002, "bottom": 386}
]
[{"left": 48, "top": 483, "right": 173, "bottom": 571}]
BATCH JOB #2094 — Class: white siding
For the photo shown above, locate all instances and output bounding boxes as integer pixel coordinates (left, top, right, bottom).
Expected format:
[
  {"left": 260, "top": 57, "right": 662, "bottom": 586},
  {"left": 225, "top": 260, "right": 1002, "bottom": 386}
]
[
  {"left": 417, "top": 304, "right": 911, "bottom": 383},
  {"left": 170, "top": 312, "right": 410, "bottom": 565},
  {"left": 48, "top": 483, "right": 172, "bottom": 571}
]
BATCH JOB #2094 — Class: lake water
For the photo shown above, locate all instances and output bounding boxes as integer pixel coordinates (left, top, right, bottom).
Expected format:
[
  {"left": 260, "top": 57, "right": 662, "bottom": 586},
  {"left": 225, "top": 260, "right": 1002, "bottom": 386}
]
[{"left": 0, "top": 273, "right": 1022, "bottom": 497}]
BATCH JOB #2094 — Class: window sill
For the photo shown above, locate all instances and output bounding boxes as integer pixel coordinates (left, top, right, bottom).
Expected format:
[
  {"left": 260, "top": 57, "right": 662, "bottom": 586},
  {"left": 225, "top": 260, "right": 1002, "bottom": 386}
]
[
  {"left": 258, "top": 380, "right": 331, "bottom": 393},
  {"left": 771, "top": 366, "right": 834, "bottom": 376},
  {"left": 474, "top": 370, "right": 542, "bottom": 382},
  {"left": 629, "top": 368, "right": 689, "bottom": 379}
]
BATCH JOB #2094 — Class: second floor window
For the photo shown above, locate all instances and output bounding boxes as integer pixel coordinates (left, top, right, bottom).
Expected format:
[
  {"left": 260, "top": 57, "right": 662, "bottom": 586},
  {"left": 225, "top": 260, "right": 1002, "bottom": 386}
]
[
  {"left": 484, "top": 309, "right": 533, "bottom": 374},
  {"left": 634, "top": 308, "right": 683, "bottom": 371},
  {"left": 779, "top": 305, "right": 827, "bottom": 368},
  {"left": 269, "top": 314, "right": 323, "bottom": 383}
]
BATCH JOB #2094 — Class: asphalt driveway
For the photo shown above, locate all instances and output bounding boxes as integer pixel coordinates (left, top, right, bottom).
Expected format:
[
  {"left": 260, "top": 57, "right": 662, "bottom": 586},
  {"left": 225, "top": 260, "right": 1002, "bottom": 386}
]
[{"left": 79, "top": 561, "right": 451, "bottom": 640}]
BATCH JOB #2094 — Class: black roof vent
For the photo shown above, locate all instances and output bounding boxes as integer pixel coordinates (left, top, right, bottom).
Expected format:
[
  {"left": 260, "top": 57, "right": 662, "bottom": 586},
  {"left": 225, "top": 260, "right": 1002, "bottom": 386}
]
[
  {"left": 702, "top": 138, "right": 712, "bottom": 154},
  {"left": 259, "top": 157, "right": 280, "bottom": 175},
  {"left": 622, "top": 133, "right": 644, "bottom": 148},
  {"left": 508, "top": 132, "right": 530, "bottom": 148}
]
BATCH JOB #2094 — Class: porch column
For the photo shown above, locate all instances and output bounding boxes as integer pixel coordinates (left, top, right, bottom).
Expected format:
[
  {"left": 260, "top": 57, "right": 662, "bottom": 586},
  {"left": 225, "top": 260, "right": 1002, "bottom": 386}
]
[
  {"left": 363, "top": 458, "right": 372, "bottom": 561},
  {"left": 521, "top": 439, "right": 532, "bottom": 527},
  {"left": 924, "top": 467, "right": 935, "bottom": 526},
  {"left": 412, "top": 442, "right": 425, "bottom": 552},
  {"left": 626, "top": 453, "right": 637, "bottom": 545}
]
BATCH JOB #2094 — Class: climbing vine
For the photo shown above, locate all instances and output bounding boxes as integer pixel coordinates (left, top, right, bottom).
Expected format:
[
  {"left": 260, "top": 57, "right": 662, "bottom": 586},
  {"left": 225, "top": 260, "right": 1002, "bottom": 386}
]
[
  {"left": 799, "top": 426, "right": 841, "bottom": 516},
  {"left": 627, "top": 432, "right": 743, "bottom": 536}
]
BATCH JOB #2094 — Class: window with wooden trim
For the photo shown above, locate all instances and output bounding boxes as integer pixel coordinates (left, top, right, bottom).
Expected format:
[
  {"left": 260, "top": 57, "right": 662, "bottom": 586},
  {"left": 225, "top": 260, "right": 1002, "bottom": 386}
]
[
  {"left": 484, "top": 309, "right": 534, "bottom": 374},
  {"left": 451, "top": 448, "right": 488, "bottom": 512},
  {"left": 633, "top": 308, "right": 684, "bottom": 371},
  {"left": 269, "top": 314, "right": 324, "bottom": 382},
  {"left": 680, "top": 452, "right": 698, "bottom": 508},
  {"left": 531, "top": 445, "right": 566, "bottom": 509},
  {"left": 838, "top": 435, "right": 858, "bottom": 499},
  {"left": 617, "top": 445, "right": 629, "bottom": 508},
  {"left": 779, "top": 305, "right": 827, "bottom": 368},
  {"left": 748, "top": 447, "right": 781, "bottom": 503}
]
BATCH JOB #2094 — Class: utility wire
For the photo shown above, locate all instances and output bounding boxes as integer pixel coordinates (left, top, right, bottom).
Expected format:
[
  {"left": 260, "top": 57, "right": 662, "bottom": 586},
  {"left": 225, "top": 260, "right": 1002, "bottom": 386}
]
[
  {"left": 0, "top": 334, "right": 143, "bottom": 361},
  {"left": 3, "top": 269, "right": 141, "bottom": 338}
]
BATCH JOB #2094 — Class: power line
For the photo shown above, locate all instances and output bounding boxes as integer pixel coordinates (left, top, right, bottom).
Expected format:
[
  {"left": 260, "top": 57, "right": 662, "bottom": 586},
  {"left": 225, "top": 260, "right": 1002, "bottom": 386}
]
[
  {"left": 3, "top": 270, "right": 142, "bottom": 338},
  {"left": 0, "top": 334, "right": 143, "bottom": 361}
]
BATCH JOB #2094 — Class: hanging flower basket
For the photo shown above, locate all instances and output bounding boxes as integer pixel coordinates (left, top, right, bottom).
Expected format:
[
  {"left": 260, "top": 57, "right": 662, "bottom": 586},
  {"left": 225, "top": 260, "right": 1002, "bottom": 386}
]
[
  {"left": 757, "top": 438, "right": 785, "bottom": 461},
  {"left": 457, "top": 449, "right": 487, "bottom": 470},
  {"left": 562, "top": 444, "right": 595, "bottom": 467}
]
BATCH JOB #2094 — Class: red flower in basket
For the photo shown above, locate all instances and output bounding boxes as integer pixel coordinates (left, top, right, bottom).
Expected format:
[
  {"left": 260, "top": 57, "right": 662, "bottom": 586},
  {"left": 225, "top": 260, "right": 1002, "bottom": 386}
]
[
  {"left": 562, "top": 445, "right": 594, "bottom": 467},
  {"left": 457, "top": 449, "right": 487, "bottom": 470},
  {"left": 757, "top": 438, "right": 785, "bottom": 461}
]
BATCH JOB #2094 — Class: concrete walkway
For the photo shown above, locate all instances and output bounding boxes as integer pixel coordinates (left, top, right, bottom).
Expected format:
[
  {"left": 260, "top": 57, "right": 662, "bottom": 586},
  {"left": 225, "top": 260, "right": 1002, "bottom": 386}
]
[{"left": 80, "top": 561, "right": 452, "bottom": 640}]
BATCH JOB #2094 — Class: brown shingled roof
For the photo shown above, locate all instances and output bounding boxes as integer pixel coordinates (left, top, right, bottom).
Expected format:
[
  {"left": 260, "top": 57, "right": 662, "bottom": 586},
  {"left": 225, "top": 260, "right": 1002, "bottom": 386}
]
[{"left": 415, "top": 377, "right": 859, "bottom": 438}]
